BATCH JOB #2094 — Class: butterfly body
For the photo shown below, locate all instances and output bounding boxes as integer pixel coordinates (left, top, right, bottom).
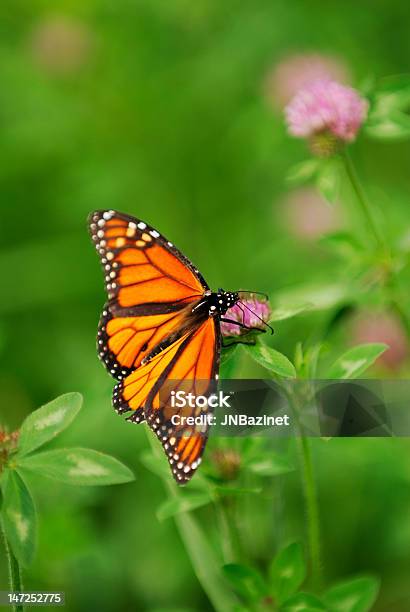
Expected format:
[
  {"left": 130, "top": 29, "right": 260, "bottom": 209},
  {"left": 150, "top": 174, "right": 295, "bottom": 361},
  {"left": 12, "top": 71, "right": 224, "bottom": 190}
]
[
  {"left": 138, "top": 290, "right": 237, "bottom": 368},
  {"left": 192, "top": 289, "right": 239, "bottom": 318},
  {"left": 89, "top": 210, "right": 255, "bottom": 483}
]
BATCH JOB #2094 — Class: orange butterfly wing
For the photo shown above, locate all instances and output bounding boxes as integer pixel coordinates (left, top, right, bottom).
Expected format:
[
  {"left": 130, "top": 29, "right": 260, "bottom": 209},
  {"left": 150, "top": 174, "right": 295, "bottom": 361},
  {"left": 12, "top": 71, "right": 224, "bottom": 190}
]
[
  {"left": 89, "top": 210, "right": 208, "bottom": 380},
  {"left": 97, "top": 305, "right": 195, "bottom": 381},
  {"left": 89, "top": 210, "right": 220, "bottom": 484},
  {"left": 114, "top": 318, "right": 219, "bottom": 483}
]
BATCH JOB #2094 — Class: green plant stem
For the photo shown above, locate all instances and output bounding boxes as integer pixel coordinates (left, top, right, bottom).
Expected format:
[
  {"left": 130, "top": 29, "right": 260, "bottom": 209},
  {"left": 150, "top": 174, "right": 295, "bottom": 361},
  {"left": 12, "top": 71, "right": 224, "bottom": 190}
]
[
  {"left": 1, "top": 521, "right": 24, "bottom": 612},
  {"left": 297, "top": 435, "right": 322, "bottom": 591},
  {"left": 341, "top": 149, "right": 410, "bottom": 337},
  {"left": 214, "top": 496, "right": 241, "bottom": 564},
  {"left": 285, "top": 385, "right": 322, "bottom": 591},
  {"left": 341, "top": 149, "right": 385, "bottom": 250},
  {"left": 145, "top": 432, "right": 239, "bottom": 612}
]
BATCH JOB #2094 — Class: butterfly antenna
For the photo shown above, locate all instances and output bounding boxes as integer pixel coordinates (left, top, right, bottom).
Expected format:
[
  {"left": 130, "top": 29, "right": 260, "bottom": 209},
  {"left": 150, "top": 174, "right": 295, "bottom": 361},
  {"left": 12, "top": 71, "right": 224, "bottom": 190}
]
[{"left": 238, "top": 300, "right": 274, "bottom": 335}]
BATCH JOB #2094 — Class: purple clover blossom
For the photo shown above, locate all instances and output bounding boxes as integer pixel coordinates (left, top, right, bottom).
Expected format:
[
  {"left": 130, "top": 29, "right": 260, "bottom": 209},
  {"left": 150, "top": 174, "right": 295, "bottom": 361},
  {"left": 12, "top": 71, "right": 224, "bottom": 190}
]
[
  {"left": 221, "top": 297, "right": 271, "bottom": 337},
  {"left": 285, "top": 79, "right": 369, "bottom": 146}
]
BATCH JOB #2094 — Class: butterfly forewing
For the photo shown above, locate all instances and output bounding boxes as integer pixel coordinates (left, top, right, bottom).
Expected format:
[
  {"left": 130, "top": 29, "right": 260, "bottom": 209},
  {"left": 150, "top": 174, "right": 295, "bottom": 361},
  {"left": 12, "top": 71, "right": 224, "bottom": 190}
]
[
  {"left": 89, "top": 210, "right": 210, "bottom": 378},
  {"left": 89, "top": 210, "right": 208, "bottom": 314}
]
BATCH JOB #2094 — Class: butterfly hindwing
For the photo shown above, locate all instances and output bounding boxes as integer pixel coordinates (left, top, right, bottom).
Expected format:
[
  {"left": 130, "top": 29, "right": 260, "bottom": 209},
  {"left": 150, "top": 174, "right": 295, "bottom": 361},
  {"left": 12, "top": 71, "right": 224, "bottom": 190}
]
[
  {"left": 97, "top": 301, "right": 198, "bottom": 379},
  {"left": 115, "top": 318, "right": 220, "bottom": 483}
]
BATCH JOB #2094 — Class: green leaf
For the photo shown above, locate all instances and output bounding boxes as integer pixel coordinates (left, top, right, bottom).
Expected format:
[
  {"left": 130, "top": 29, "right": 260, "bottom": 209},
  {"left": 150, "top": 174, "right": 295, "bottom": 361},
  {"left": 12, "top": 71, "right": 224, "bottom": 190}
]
[
  {"left": 327, "top": 343, "right": 388, "bottom": 379},
  {"left": 374, "top": 74, "right": 410, "bottom": 93},
  {"left": 221, "top": 344, "right": 239, "bottom": 365},
  {"left": 246, "top": 453, "right": 294, "bottom": 477},
  {"left": 366, "top": 82, "right": 410, "bottom": 141},
  {"left": 319, "top": 232, "right": 363, "bottom": 256},
  {"left": 223, "top": 563, "right": 268, "bottom": 603},
  {"left": 157, "top": 492, "right": 212, "bottom": 521},
  {"left": 17, "top": 448, "right": 134, "bottom": 486},
  {"left": 366, "top": 117, "right": 410, "bottom": 140},
  {"left": 176, "top": 513, "right": 240, "bottom": 610},
  {"left": 220, "top": 344, "right": 241, "bottom": 379},
  {"left": 270, "top": 543, "right": 306, "bottom": 603},
  {"left": 1, "top": 470, "right": 37, "bottom": 567},
  {"left": 316, "top": 159, "right": 342, "bottom": 204},
  {"left": 273, "top": 282, "right": 350, "bottom": 313},
  {"left": 244, "top": 344, "right": 296, "bottom": 378},
  {"left": 18, "top": 392, "right": 82, "bottom": 457},
  {"left": 269, "top": 303, "right": 312, "bottom": 322},
  {"left": 286, "top": 159, "right": 320, "bottom": 184},
  {"left": 323, "top": 576, "right": 380, "bottom": 612},
  {"left": 139, "top": 449, "right": 172, "bottom": 479},
  {"left": 140, "top": 450, "right": 209, "bottom": 490},
  {"left": 281, "top": 592, "right": 326, "bottom": 611}
]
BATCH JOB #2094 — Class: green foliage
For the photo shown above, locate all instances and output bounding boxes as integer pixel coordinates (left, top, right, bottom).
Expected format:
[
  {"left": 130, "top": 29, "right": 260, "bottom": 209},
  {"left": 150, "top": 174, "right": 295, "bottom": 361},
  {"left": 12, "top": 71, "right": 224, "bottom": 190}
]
[
  {"left": 269, "top": 303, "right": 313, "bottom": 322},
  {"left": 286, "top": 159, "right": 321, "bottom": 185},
  {"left": 269, "top": 542, "right": 306, "bottom": 603},
  {"left": 1, "top": 2, "right": 409, "bottom": 609},
  {"left": 316, "top": 158, "right": 343, "bottom": 205},
  {"left": 319, "top": 232, "right": 364, "bottom": 260},
  {"left": 220, "top": 344, "right": 241, "bottom": 379},
  {"left": 221, "top": 546, "right": 379, "bottom": 611},
  {"left": 17, "top": 392, "right": 82, "bottom": 457},
  {"left": 17, "top": 448, "right": 134, "bottom": 486},
  {"left": 156, "top": 492, "right": 213, "bottom": 521},
  {"left": 366, "top": 76, "right": 410, "bottom": 141},
  {"left": 245, "top": 452, "right": 294, "bottom": 477},
  {"left": 244, "top": 343, "right": 296, "bottom": 378},
  {"left": 323, "top": 576, "right": 380, "bottom": 612},
  {"left": 1, "top": 471, "right": 37, "bottom": 568},
  {"left": 273, "top": 282, "right": 352, "bottom": 313},
  {"left": 281, "top": 592, "right": 326, "bottom": 611},
  {"left": 146, "top": 433, "right": 240, "bottom": 612},
  {"left": 327, "top": 343, "right": 389, "bottom": 379},
  {"left": 0, "top": 393, "right": 134, "bottom": 568},
  {"left": 223, "top": 563, "right": 268, "bottom": 602}
]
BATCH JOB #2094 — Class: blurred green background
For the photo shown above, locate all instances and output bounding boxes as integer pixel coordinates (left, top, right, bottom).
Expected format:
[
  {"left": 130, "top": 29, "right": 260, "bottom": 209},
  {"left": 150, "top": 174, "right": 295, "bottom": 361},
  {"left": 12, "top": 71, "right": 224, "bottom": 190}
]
[{"left": 1, "top": 1, "right": 410, "bottom": 610}]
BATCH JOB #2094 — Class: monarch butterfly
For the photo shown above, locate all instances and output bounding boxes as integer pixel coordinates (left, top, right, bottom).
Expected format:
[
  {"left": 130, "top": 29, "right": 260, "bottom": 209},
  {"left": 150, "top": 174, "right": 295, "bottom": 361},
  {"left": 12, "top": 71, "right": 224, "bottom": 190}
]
[{"left": 89, "top": 210, "right": 268, "bottom": 483}]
